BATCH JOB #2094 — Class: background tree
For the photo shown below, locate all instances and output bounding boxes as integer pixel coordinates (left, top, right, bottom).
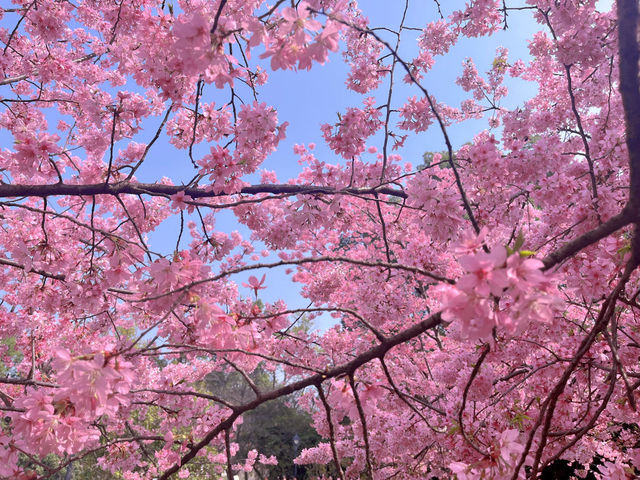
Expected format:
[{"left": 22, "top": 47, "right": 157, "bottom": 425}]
[{"left": 205, "top": 367, "right": 323, "bottom": 480}]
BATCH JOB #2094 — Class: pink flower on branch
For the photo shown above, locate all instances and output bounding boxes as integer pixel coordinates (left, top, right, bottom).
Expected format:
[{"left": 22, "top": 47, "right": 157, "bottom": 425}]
[
  {"left": 173, "top": 12, "right": 214, "bottom": 76},
  {"left": 457, "top": 246, "right": 509, "bottom": 297},
  {"left": 242, "top": 273, "right": 266, "bottom": 297},
  {"left": 442, "top": 247, "right": 560, "bottom": 341},
  {"left": 0, "top": 0, "right": 635, "bottom": 478}
]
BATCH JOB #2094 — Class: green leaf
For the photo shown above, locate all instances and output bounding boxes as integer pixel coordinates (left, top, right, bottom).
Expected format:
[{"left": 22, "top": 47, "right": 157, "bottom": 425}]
[{"left": 513, "top": 231, "right": 525, "bottom": 251}]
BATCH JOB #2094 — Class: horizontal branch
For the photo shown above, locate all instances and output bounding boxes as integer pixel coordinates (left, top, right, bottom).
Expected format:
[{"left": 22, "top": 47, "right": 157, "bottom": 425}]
[
  {"left": 0, "top": 257, "right": 65, "bottom": 281},
  {"left": 0, "top": 256, "right": 136, "bottom": 295},
  {"left": 0, "top": 181, "right": 408, "bottom": 199},
  {"left": 1, "top": 251, "right": 449, "bottom": 302},
  {"left": 0, "top": 376, "right": 58, "bottom": 388},
  {"left": 0, "top": 53, "right": 96, "bottom": 87},
  {"left": 127, "top": 255, "right": 453, "bottom": 304}
]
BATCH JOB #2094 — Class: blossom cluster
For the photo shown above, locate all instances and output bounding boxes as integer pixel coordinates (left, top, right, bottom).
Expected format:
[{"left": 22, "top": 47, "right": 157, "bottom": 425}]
[
  {"left": 0, "top": 0, "right": 636, "bottom": 478},
  {"left": 441, "top": 230, "right": 560, "bottom": 341},
  {"left": 321, "top": 97, "right": 382, "bottom": 159},
  {"left": 3, "top": 349, "right": 133, "bottom": 472}
]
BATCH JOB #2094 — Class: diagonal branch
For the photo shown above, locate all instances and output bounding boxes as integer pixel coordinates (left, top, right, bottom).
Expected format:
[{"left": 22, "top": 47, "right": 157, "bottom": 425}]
[
  {"left": 349, "top": 374, "right": 374, "bottom": 479},
  {"left": 157, "top": 312, "right": 443, "bottom": 479},
  {"left": 542, "top": 208, "right": 635, "bottom": 270}
]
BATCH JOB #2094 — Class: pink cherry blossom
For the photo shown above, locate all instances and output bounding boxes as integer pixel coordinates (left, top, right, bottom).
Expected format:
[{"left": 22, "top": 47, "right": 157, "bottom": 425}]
[
  {"left": 0, "top": 1, "right": 637, "bottom": 478},
  {"left": 457, "top": 247, "right": 509, "bottom": 297},
  {"left": 242, "top": 274, "right": 266, "bottom": 297}
]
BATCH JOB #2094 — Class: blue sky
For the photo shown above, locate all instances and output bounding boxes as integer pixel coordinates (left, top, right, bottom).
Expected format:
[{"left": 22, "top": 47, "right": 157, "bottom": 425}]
[
  {"left": 143, "top": 1, "right": 544, "bottom": 330},
  {"left": 0, "top": 0, "right": 614, "bottom": 331},
  {"left": 149, "top": 1, "right": 545, "bottom": 329},
  {"left": 151, "top": 0, "right": 537, "bottom": 328}
]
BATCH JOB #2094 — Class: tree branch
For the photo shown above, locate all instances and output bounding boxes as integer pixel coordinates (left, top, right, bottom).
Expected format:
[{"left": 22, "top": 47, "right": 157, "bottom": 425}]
[
  {"left": 618, "top": 0, "right": 640, "bottom": 208},
  {"left": 542, "top": 209, "right": 634, "bottom": 270},
  {"left": 0, "top": 181, "right": 407, "bottom": 200}
]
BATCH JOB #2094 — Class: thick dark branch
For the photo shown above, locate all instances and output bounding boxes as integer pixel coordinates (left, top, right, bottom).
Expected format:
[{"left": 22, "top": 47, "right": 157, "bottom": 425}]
[
  {"left": 211, "top": 0, "right": 228, "bottom": 35},
  {"left": 0, "top": 181, "right": 407, "bottom": 200},
  {"left": 618, "top": 0, "right": 640, "bottom": 208},
  {"left": 542, "top": 209, "right": 634, "bottom": 270}
]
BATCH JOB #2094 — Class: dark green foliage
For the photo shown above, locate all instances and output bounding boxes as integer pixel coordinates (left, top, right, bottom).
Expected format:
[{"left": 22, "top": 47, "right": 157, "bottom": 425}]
[
  {"left": 235, "top": 398, "right": 321, "bottom": 479},
  {"left": 205, "top": 368, "right": 322, "bottom": 479}
]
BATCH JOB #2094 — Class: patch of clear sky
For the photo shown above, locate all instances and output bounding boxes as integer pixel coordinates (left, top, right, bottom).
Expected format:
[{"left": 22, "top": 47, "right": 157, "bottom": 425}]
[
  {"left": 152, "top": 0, "right": 544, "bottom": 329},
  {"left": 0, "top": 0, "right": 614, "bottom": 331}
]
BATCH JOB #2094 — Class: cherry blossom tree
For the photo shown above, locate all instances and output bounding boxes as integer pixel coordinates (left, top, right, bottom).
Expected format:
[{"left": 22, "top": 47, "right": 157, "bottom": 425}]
[{"left": 0, "top": 0, "right": 639, "bottom": 479}]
